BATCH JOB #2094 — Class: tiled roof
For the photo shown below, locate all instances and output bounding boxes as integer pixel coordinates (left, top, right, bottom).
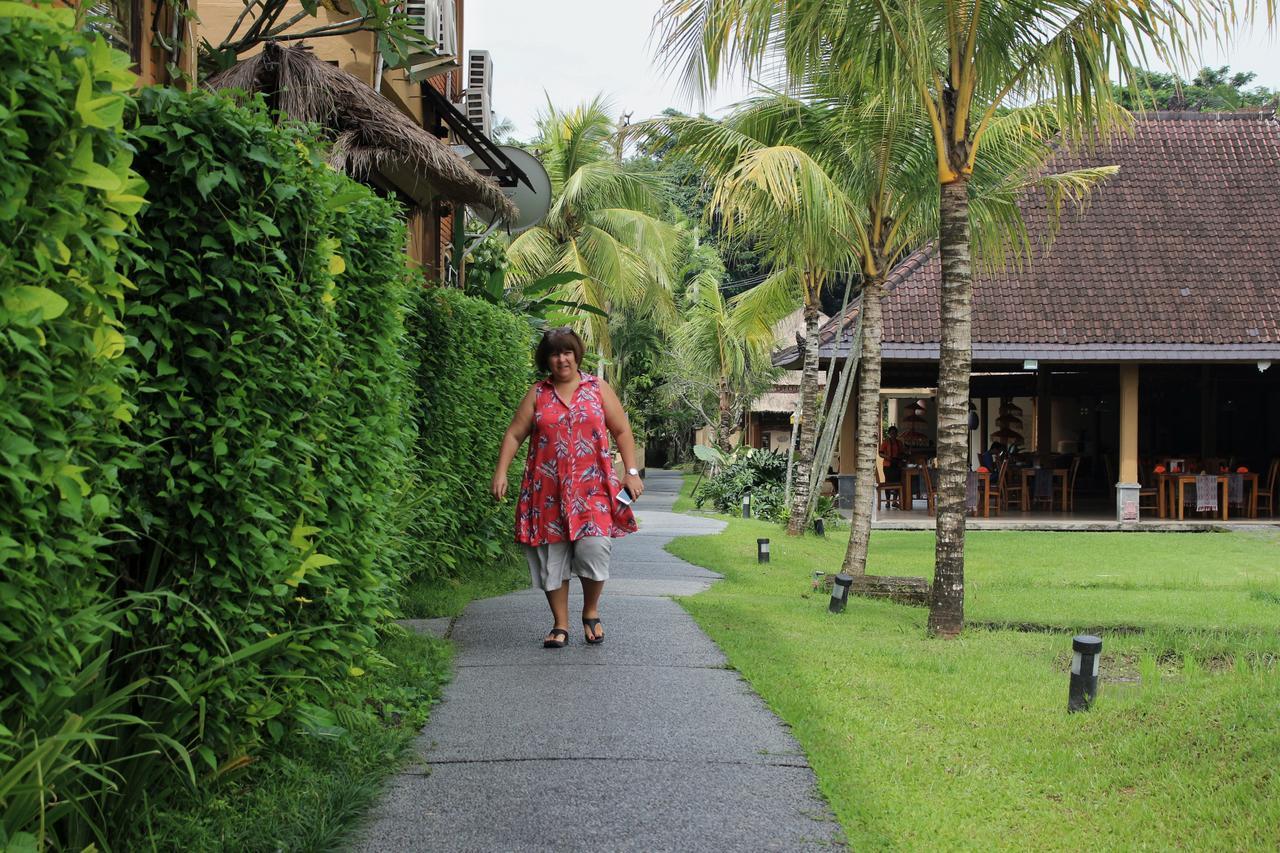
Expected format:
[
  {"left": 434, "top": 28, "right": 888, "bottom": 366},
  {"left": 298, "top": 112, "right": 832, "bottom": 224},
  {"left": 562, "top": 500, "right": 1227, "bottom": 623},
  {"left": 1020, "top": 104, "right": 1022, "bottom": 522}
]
[{"left": 793, "top": 111, "right": 1280, "bottom": 365}]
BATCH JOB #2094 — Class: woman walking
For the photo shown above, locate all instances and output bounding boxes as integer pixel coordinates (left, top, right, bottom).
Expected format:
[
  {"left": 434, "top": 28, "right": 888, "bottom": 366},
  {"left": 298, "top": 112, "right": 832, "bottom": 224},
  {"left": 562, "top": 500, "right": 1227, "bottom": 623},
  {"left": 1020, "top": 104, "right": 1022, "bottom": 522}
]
[{"left": 491, "top": 327, "right": 643, "bottom": 648}]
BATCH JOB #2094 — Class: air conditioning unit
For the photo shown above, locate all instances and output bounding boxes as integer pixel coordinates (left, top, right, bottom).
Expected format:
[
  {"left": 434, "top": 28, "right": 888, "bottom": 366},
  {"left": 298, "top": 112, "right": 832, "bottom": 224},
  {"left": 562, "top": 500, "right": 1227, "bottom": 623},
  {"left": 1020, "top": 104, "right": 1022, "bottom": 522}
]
[
  {"left": 465, "top": 50, "right": 493, "bottom": 137},
  {"left": 401, "top": 0, "right": 458, "bottom": 81}
]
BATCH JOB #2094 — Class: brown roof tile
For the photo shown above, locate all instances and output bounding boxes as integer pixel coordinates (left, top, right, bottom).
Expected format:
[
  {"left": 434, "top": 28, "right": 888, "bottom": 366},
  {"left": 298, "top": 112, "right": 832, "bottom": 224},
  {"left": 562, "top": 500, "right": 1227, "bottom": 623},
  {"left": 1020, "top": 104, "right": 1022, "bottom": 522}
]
[{"left": 810, "top": 111, "right": 1280, "bottom": 364}]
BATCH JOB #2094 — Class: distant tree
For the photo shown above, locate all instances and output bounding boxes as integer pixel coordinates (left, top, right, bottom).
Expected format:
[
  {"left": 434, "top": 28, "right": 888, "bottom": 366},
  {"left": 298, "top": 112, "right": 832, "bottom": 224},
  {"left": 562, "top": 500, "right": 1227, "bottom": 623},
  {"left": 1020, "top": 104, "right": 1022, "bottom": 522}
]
[
  {"left": 1116, "top": 66, "right": 1278, "bottom": 111},
  {"left": 505, "top": 95, "right": 681, "bottom": 375}
]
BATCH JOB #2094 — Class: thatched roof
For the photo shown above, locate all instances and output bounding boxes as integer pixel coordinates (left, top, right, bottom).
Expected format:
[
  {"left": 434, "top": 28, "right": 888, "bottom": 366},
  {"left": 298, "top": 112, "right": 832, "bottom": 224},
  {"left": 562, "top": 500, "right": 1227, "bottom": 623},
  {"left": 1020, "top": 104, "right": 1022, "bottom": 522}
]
[{"left": 205, "top": 43, "right": 516, "bottom": 221}]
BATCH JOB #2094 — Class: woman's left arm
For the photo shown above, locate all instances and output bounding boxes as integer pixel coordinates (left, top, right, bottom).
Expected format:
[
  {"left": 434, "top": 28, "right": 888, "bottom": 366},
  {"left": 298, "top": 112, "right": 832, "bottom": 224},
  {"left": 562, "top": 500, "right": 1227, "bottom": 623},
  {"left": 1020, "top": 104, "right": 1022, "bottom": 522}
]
[{"left": 600, "top": 381, "right": 644, "bottom": 500}]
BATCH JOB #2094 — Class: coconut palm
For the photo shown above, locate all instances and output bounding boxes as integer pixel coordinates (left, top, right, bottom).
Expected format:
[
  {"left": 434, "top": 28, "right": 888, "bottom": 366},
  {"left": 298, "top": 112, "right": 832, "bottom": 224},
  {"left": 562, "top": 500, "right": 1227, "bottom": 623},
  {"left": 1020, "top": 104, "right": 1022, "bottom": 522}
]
[
  {"left": 661, "top": 80, "right": 1112, "bottom": 567},
  {"left": 654, "top": 97, "right": 862, "bottom": 534},
  {"left": 506, "top": 96, "right": 682, "bottom": 378},
  {"left": 671, "top": 234, "right": 782, "bottom": 452},
  {"left": 656, "top": 0, "right": 1214, "bottom": 634}
]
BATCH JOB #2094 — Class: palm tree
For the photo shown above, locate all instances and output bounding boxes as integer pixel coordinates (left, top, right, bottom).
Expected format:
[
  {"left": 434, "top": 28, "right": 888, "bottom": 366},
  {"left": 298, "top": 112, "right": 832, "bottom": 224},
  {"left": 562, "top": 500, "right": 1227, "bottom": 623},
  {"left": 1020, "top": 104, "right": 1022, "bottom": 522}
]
[
  {"left": 654, "top": 98, "right": 861, "bottom": 534},
  {"left": 671, "top": 234, "right": 782, "bottom": 452},
  {"left": 506, "top": 95, "right": 682, "bottom": 379},
  {"left": 660, "top": 81, "right": 1110, "bottom": 570},
  {"left": 656, "top": 0, "right": 1209, "bottom": 634}
]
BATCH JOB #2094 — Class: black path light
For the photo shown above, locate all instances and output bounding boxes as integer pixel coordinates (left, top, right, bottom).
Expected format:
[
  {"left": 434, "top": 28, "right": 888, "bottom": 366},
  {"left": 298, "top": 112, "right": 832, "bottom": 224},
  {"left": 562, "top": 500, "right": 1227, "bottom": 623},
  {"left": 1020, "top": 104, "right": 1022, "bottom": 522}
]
[
  {"left": 813, "top": 517, "right": 825, "bottom": 537},
  {"left": 756, "top": 538, "right": 770, "bottom": 564},
  {"left": 829, "top": 574, "right": 853, "bottom": 613},
  {"left": 741, "top": 495, "right": 751, "bottom": 518},
  {"left": 1068, "top": 634, "right": 1103, "bottom": 712}
]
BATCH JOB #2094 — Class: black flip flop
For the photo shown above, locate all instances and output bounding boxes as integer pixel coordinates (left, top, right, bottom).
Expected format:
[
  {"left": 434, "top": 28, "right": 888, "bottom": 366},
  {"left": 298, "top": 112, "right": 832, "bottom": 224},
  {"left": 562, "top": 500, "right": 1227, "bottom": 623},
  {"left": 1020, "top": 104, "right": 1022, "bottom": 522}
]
[
  {"left": 582, "top": 617, "right": 604, "bottom": 645},
  {"left": 543, "top": 628, "right": 568, "bottom": 649}
]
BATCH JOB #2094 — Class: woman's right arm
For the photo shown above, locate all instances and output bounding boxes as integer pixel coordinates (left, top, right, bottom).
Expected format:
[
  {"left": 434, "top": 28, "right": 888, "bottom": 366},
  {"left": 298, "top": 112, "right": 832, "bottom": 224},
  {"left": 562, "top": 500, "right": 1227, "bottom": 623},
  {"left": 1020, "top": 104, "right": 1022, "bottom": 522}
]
[{"left": 491, "top": 387, "right": 537, "bottom": 501}]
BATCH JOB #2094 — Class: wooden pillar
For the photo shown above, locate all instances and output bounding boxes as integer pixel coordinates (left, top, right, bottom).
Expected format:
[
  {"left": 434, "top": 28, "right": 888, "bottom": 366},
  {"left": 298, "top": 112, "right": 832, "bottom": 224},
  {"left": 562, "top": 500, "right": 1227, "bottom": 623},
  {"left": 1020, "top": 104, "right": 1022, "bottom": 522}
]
[
  {"left": 838, "top": 390, "right": 857, "bottom": 474},
  {"left": 1036, "top": 368, "right": 1052, "bottom": 463},
  {"left": 1199, "top": 366, "right": 1216, "bottom": 458},
  {"left": 979, "top": 396, "right": 989, "bottom": 454},
  {"left": 1119, "top": 365, "right": 1140, "bottom": 483}
]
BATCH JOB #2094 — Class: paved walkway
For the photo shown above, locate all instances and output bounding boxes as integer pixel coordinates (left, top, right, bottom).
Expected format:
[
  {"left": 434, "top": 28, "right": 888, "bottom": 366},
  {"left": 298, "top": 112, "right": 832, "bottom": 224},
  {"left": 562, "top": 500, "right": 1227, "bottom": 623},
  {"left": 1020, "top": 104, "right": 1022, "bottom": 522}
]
[{"left": 356, "top": 470, "right": 844, "bottom": 852}]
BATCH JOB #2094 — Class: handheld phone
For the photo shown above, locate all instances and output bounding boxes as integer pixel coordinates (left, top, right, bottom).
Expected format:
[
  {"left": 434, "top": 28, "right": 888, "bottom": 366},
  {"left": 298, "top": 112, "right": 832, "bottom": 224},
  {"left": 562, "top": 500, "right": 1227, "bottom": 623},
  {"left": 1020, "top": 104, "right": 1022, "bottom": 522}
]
[{"left": 616, "top": 487, "right": 634, "bottom": 506}]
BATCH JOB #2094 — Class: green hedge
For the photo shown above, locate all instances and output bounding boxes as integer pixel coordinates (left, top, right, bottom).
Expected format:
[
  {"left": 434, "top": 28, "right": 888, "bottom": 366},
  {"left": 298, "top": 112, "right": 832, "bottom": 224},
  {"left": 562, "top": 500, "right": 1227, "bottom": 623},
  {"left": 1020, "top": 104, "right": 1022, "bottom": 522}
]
[
  {"left": 2, "top": 16, "right": 529, "bottom": 845},
  {"left": 0, "top": 8, "right": 146, "bottom": 847},
  {"left": 115, "top": 86, "right": 415, "bottom": 764},
  {"left": 404, "top": 287, "right": 531, "bottom": 580}
]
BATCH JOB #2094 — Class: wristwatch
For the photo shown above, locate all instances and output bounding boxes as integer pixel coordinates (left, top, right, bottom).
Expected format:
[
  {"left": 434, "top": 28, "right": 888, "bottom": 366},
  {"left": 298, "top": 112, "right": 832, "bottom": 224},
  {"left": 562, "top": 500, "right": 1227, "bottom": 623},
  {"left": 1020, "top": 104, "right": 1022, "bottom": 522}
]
[{"left": 627, "top": 467, "right": 639, "bottom": 477}]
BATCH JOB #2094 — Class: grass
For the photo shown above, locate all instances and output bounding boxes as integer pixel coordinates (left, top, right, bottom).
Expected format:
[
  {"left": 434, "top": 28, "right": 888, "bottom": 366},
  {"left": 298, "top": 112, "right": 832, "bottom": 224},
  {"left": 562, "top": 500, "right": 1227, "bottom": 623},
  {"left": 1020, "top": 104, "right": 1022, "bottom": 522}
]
[
  {"left": 671, "top": 466, "right": 701, "bottom": 513},
  {"left": 667, "top": 509, "right": 1280, "bottom": 850},
  {"left": 132, "top": 550, "right": 529, "bottom": 851},
  {"left": 398, "top": 548, "right": 528, "bottom": 618},
  {"left": 133, "top": 628, "right": 452, "bottom": 852}
]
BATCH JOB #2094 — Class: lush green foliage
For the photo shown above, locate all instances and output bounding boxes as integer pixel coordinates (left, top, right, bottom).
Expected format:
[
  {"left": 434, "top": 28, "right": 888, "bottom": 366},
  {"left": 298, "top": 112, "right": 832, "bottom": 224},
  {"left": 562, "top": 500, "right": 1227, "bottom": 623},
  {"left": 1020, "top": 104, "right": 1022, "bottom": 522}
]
[
  {"left": 403, "top": 286, "right": 531, "bottom": 582},
  {"left": 692, "top": 448, "right": 840, "bottom": 526},
  {"left": 128, "top": 627, "right": 450, "bottom": 852},
  {"left": 668, "top": 514, "right": 1280, "bottom": 848},
  {"left": 0, "top": 8, "right": 149, "bottom": 848},
  {"left": 694, "top": 448, "right": 786, "bottom": 515},
  {"left": 1116, "top": 65, "right": 1277, "bottom": 112},
  {"left": 112, "top": 88, "right": 412, "bottom": 781}
]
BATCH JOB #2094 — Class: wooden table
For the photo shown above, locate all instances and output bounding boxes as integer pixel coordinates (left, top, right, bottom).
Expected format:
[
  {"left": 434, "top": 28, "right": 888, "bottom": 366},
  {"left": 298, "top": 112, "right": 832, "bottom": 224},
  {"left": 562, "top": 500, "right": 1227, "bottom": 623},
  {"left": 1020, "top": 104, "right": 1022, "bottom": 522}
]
[
  {"left": 1019, "top": 468, "right": 1069, "bottom": 512},
  {"left": 918, "top": 470, "right": 991, "bottom": 517},
  {"left": 901, "top": 466, "right": 925, "bottom": 511},
  {"left": 1157, "top": 473, "right": 1260, "bottom": 520}
]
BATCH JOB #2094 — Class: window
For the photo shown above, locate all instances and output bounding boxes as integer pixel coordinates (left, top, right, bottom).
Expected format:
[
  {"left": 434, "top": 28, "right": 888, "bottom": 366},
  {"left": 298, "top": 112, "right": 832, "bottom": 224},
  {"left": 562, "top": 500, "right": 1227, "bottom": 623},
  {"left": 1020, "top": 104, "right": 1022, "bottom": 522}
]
[{"left": 86, "top": 0, "right": 143, "bottom": 64}]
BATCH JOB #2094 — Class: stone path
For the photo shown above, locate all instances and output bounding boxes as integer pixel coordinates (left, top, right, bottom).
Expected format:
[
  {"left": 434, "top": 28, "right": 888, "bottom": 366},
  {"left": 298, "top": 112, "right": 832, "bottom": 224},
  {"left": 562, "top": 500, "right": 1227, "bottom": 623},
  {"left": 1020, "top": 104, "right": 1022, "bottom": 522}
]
[{"left": 356, "top": 470, "right": 845, "bottom": 852}]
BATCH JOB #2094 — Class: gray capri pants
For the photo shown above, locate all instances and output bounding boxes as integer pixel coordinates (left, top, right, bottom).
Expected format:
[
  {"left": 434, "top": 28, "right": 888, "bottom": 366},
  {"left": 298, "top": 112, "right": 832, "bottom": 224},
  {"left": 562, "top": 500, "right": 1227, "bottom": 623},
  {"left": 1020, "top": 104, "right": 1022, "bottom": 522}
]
[{"left": 523, "top": 536, "right": 611, "bottom": 592}]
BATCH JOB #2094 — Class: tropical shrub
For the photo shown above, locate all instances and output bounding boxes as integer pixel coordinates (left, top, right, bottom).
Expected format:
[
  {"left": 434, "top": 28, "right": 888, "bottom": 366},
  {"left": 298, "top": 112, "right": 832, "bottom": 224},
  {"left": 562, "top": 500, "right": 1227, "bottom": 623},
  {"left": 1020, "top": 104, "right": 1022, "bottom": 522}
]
[
  {"left": 0, "top": 7, "right": 147, "bottom": 847},
  {"left": 110, "top": 86, "right": 414, "bottom": 777},
  {"left": 694, "top": 448, "right": 788, "bottom": 514},
  {"left": 403, "top": 286, "right": 531, "bottom": 581}
]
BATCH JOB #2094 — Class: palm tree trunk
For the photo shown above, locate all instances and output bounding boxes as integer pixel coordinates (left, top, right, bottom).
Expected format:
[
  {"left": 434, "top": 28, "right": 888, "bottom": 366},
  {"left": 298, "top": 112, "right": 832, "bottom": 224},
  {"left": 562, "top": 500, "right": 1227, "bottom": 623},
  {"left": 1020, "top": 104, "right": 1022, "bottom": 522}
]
[
  {"left": 716, "top": 382, "right": 734, "bottom": 453},
  {"left": 928, "top": 175, "right": 973, "bottom": 637},
  {"left": 787, "top": 292, "right": 822, "bottom": 535},
  {"left": 841, "top": 276, "right": 885, "bottom": 576}
]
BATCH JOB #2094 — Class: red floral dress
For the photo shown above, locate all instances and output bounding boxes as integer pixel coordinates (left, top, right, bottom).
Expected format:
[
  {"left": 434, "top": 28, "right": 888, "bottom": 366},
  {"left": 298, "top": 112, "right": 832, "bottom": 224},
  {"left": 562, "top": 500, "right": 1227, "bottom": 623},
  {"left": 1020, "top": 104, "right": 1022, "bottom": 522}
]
[{"left": 515, "top": 372, "right": 638, "bottom": 546}]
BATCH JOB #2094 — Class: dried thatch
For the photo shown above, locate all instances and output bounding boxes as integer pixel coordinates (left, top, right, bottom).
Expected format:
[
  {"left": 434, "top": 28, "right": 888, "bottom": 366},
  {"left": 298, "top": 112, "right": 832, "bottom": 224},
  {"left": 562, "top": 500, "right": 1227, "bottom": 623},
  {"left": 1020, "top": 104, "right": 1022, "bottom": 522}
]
[{"left": 205, "top": 43, "right": 516, "bottom": 221}]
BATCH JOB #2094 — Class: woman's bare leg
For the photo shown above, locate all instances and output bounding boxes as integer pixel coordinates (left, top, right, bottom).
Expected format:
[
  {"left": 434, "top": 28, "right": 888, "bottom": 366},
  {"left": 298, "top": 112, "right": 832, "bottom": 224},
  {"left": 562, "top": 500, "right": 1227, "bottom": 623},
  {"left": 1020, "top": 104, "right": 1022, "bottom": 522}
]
[
  {"left": 544, "top": 583, "right": 570, "bottom": 643},
  {"left": 580, "top": 578, "right": 605, "bottom": 641}
]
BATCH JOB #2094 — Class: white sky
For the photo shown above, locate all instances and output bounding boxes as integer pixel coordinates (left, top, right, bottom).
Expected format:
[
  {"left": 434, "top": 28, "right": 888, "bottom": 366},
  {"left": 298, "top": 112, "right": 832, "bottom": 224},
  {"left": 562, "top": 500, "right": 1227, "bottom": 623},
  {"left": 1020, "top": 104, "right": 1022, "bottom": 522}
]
[{"left": 466, "top": 1, "right": 1280, "bottom": 141}]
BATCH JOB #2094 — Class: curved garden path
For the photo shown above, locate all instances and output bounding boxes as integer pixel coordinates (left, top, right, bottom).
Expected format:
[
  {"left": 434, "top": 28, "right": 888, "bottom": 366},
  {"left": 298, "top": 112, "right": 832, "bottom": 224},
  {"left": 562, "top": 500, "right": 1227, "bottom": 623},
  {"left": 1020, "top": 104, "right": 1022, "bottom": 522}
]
[{"left": 354, "top": 470, "right": 844, "bottom": 851}]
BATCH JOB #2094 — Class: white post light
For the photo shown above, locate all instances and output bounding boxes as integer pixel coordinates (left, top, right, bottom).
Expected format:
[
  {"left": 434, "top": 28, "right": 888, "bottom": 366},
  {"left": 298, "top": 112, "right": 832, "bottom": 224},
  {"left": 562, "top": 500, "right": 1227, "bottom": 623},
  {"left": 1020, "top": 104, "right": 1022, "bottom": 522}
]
[
  {"left": 1068, "top": 634, "right": 1103, "bottom": 712},
  {"left": 829, "top": 573, "right": 853, "bottom": 613}
]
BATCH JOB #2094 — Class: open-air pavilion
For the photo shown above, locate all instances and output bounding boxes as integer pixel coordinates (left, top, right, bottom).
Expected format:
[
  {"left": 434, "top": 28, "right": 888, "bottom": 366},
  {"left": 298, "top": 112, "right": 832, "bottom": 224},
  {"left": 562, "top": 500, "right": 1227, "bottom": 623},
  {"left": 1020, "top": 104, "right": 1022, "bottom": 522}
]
[{"left": 775, "top": 110, "right": 1280, "bottom": 526}]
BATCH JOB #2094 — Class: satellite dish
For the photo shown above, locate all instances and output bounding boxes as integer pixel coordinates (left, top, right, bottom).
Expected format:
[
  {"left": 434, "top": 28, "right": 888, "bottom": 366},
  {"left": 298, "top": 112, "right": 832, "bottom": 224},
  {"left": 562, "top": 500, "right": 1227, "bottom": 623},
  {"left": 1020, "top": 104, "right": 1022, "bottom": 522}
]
[{"left": 463, "top": 145, "right": 552, "bottom": 235}]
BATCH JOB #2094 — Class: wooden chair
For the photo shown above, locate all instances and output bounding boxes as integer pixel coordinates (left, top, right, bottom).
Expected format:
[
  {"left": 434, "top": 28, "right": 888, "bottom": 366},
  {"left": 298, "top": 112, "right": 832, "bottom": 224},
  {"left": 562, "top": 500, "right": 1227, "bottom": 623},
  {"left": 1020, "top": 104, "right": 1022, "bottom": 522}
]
[
  {"left": 1258, "top": 458, "right": 1279, "bottom": 518},
  {"left": 922, "top": 465, "right": 940, "bottom": 515},
  {"left": 1003, "top": 463, "right": 1025, "bottom": 511},
  {"left": 1137, "top": 465, "right": 1159, "bottom": 515},
  {"left": 1066, "top": 456, "right": 1082, "bottom": 512},
  {"left": 875, "top": 461, "right": 903, "bottom": 511},
  {"left": 981, "top": 461, "right": 1006, "bottom": 517},
  {"left": 1029, "top": 467, "right": 1055, "bottom": 511}
]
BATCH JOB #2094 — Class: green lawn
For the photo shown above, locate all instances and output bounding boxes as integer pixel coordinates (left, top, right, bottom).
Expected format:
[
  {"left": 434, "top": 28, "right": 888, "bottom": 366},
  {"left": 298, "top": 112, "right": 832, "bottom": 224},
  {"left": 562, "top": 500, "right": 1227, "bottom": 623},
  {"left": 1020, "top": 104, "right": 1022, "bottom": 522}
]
[{"left": 667, "top": 512, "right": 1280, "bottom": 850}]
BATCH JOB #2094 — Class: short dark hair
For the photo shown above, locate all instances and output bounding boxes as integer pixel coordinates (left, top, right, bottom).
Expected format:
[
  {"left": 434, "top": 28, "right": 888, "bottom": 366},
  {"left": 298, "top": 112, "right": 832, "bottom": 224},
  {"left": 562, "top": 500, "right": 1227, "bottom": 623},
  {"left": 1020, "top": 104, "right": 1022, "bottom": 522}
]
[
  {"left": 887, "top": 425, "right": 899, "bottom": 434},
  {"left": 535, "top": 327, "right": 585, "bottom": 374}
]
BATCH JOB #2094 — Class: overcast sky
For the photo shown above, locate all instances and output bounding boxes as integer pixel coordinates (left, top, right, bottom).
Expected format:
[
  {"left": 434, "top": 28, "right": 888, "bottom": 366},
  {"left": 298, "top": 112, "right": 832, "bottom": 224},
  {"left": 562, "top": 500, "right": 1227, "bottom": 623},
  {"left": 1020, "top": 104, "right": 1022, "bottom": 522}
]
[{"left": 466, "top": 1, "right": 1279, "bottom": 141}]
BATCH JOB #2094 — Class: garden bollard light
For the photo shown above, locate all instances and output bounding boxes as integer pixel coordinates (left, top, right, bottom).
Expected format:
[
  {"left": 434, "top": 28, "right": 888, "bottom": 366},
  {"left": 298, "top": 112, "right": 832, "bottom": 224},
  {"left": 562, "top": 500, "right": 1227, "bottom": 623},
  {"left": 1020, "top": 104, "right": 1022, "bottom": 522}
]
[
  {"left": 1068, "top": 634, "right": 1103, "bottom": 712},
  {"left": 742, "top": 495, "right": 751, "bottom": 518},
  {"left": 814, "top": 518, "right": 825, "bottom": 537},
  {"left": 829, "top": 574, "right": 853, "bottom": 613},
  {"left": 757, "top": 538, "right": 770, "bottom": 564}
]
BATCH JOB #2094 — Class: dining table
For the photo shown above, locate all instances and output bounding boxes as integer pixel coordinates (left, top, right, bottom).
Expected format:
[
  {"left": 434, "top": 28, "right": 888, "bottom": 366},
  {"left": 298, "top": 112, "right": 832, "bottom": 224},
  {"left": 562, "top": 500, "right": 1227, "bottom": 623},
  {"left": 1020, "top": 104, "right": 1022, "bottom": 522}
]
[
  {"left": 905, "top": 468, "right": 991, "bottom": 517},
  {"left": 1155, "top": 472, "right": 1260, "bottom": 520},
  {"left": 1019, "top": 467, "right": 1069, "bottom": 512}
]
